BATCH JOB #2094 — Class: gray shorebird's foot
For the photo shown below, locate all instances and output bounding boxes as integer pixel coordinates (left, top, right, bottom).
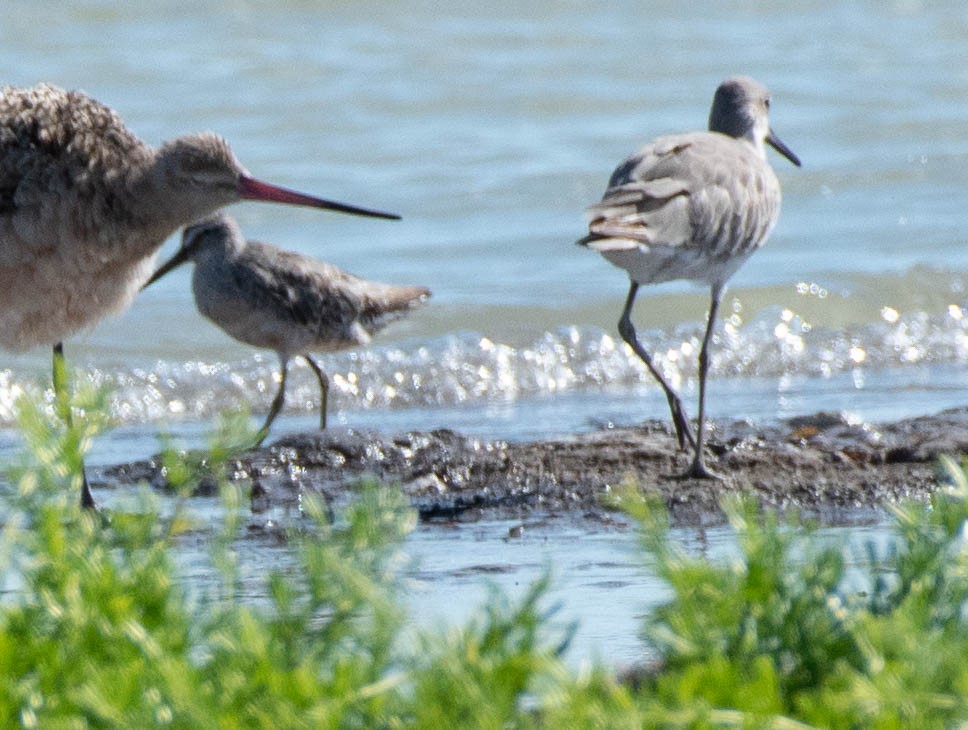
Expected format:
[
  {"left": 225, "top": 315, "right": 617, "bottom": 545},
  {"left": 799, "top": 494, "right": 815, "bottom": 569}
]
[{"left": 684, "top": 453, "right": 724, "bottom": 481}]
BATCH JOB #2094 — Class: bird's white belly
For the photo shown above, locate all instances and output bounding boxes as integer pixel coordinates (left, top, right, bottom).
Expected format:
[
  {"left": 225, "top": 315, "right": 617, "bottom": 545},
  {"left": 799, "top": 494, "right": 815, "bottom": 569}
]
[
  {"left": 199, "top": 296, "right": 317, "bottom": 358},
  {"left": 600, "top": 242, "right": 752, "bottom": 288},
  {"left": 0, "top": 247, "right": 156, "bottom": 351}
]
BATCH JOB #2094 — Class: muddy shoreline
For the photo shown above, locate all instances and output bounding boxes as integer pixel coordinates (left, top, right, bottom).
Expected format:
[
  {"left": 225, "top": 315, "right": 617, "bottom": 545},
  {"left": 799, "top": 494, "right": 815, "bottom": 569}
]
[{"left": 99, "top": 409, "right": 968, "bottom": 525}]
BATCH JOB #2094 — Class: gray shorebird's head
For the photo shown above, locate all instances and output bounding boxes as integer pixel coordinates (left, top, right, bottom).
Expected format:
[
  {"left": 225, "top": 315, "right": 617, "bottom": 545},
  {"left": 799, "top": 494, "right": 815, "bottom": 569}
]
[{"left": 708, "top": 76, "right": 801, "bottom": 167}]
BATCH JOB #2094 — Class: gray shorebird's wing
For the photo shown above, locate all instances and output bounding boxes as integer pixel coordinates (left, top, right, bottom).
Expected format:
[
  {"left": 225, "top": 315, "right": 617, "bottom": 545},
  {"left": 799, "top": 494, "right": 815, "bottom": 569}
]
[{"left": 579, "top": 132, "right": 781, "bottom": 261}]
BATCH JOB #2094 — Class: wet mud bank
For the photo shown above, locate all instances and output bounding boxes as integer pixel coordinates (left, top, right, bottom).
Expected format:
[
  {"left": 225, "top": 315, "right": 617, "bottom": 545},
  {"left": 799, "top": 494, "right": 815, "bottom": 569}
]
[{"left": 101, "top": 409, "right": 968, "bottom": 525}]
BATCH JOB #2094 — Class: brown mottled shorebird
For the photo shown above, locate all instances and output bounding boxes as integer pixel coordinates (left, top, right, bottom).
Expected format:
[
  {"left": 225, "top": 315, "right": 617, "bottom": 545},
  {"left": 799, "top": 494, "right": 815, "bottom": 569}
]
[
  {"left": 144, "top": 212, "right": 429, "bottom": 442},
  {"left": 579, "top": 76, "right": 800, "bottom": 479},
  {"left": 0, "top": 83, "right": 400, "bottom": 507}
]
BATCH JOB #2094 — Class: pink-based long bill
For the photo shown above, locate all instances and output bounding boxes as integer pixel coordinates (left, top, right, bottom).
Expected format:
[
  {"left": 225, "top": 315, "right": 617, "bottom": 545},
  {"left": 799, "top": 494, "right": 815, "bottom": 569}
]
[{"left": 238, "top": 175, "right": 401, "bottom": 220}]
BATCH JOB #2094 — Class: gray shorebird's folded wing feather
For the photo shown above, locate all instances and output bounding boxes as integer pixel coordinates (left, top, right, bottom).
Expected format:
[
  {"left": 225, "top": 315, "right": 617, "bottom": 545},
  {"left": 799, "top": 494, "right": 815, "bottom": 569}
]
[
  {"left": 577, "top": 136, "right": 703, "bottom": 250},
  {"left": 579, "top": 132, "right": 778, "bottom": 259},
  {"left": 580, "top": 176, "right": 692, "bottom": 249}
]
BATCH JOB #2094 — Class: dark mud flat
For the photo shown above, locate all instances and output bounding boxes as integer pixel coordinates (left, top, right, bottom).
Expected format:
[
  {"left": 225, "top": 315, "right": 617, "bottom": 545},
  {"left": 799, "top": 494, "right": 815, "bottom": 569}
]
[{"left": 101, "top": 409, "right": 968, "bottom": 525}]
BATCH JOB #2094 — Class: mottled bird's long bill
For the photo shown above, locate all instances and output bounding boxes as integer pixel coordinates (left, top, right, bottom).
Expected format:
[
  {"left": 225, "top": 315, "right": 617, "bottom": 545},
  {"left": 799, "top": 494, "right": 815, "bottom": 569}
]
[
  {"left": 142, "top": 247, "right": 192, "bottom": 289},
  {"left": 238, "top": 176, "right": 401, "bottom": 220}
]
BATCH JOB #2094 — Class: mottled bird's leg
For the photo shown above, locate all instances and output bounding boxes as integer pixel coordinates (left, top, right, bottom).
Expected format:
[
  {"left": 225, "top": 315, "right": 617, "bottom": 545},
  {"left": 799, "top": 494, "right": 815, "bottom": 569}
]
[
  {"left": 618, "top": 282, "right": 696, "bottom": 451},
  {"left": 302, "top": 354, "right": 329, "bottom": 430},
  {"left": 52, "top": 342, "right": 97, "bottom": 509},
  {"left": 256, "top": 356, "right": 290, "bottom": 446}
]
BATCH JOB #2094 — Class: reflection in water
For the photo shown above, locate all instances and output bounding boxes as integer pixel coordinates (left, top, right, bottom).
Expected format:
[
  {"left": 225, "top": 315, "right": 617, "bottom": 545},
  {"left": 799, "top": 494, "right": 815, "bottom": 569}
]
[{"left": 82, "top": 488, "right": 887, "bottom": 669}]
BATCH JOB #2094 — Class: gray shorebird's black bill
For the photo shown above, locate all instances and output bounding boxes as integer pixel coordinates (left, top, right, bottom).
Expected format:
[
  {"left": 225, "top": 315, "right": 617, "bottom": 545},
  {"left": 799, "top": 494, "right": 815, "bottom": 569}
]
[
  {"left": 142, "top": 247, "right": 192, "bottom": 289},
  {"left": 767, "top": 130, "right": 801, "bottom": 167},
  {"left": 238, "top": 176, "right": 401, "bottom": 220}
]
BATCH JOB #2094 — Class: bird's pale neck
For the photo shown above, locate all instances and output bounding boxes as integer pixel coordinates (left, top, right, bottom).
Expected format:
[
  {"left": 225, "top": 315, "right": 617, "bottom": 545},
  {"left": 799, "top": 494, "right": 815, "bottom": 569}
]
[
  {"left": 708, "top": 128, "right": 766, "bottom": 163},
  {"left": 744, "top": 133, "right": 768, "bottom": 161}
]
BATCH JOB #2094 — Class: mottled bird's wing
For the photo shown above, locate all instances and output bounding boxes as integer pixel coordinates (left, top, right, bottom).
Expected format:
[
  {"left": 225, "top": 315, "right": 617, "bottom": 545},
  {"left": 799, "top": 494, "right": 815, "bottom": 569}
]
[
  {"left": 236, "top": 243, "right": 428, "bottom": 345},
  {"left": 0, "top": 84, "right": 147, "bottom": 237}
]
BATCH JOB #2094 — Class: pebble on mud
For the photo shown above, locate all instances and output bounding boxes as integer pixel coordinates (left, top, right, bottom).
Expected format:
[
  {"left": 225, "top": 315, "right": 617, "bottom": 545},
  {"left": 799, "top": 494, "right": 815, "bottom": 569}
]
[{"left": 99, "top": 409, "right": 968, "bottom": 525}]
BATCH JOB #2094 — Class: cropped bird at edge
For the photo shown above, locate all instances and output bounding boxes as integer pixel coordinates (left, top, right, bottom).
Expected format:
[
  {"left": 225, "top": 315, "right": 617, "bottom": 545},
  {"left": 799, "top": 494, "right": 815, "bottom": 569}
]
[
  {"left": 0, "top": 82, "right": 400, "bottom": 508},
  {"left": 144, "top": 212, "right": 430, "bottom": 444},
  {"left": 578, "top": 76, "right": 801, "bottom": 479}
]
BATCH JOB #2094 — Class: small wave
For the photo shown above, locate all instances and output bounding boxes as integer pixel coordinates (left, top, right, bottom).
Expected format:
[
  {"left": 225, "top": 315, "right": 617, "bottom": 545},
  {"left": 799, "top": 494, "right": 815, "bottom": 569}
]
[{"left": 0, "top": 299, "right": 967, "bottom": 428}]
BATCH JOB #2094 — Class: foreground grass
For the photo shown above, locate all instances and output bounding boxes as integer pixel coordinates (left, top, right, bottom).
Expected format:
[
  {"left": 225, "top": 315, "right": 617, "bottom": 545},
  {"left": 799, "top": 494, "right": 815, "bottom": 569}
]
[{"left": 4, "top": 389, "right": 968, "bottom": 726}]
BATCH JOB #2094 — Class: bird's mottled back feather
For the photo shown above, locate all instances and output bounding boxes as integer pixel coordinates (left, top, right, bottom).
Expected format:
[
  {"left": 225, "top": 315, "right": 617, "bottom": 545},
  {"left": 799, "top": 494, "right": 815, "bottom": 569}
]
[
  {"left": 181, "top": 215, "right": 429, "bottom": 358},
  {"left": 236, "top": 242, "right": 427, "bottom": 343},
  {"left": 0, "top": 84, "right": 159, "bottom": 349},
  {"left": 0, "top": 84, "right": 149, "bottom": 222}
]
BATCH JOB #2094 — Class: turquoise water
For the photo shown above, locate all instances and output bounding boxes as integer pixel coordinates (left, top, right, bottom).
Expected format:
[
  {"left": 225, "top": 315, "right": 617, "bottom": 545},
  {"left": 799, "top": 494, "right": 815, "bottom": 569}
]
[
  {"left": 1, "top": 1, "right": 967, "bottom": 455},
  {"left": 0, "top": 1, "right": 965, "bottom": 664}
]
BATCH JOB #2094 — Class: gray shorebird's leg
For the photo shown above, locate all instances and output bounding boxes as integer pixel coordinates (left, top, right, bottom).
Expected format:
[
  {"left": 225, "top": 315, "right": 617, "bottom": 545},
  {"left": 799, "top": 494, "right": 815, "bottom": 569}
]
[
  {"left": 53, "top": 343, "right": 97, "bottom": 510},
  {"left": 301, "top": 354, "right": 329, "bottom": 430},
  {"left": 687, "top": 284, "right": 724, "bottom": 480},
  {"left": 618, "top": 282, "right": 696, "bottom": 451},
  {"left": 256, "top": 356, "right": 289, "bottom": 446}
]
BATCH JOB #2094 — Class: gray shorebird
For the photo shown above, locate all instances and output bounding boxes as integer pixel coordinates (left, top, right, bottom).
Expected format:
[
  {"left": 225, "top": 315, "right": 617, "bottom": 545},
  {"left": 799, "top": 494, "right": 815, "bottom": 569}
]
[
  {"left": 144, "top": 212, "right": 429, "bottom": 442},
  {"left": 0, "top": 83, "right": 400, "bottom": 507},
  {"left": 579, "top": 76, "right": 801, "bottom": 479}
]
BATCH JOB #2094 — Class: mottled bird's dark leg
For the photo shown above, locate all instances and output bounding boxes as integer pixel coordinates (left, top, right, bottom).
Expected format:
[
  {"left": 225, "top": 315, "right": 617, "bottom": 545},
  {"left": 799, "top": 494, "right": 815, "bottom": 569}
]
[
  {"left": 256, "top": 356, "right": 290, "bottom": 446},
  {"left": 302, "top": 354, "right": 329, "bottom": 430},
  {"left": 53, "top": 342, "right": 97, "bottom": 509}
]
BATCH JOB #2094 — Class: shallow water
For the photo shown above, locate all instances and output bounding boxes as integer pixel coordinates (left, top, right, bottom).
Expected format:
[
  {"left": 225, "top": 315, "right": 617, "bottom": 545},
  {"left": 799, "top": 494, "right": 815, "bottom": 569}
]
[
  {"left": 96, "top": 487, "right": 891, "bottom": 669},
  {"left": 1, "top": 1, "right": 967, "bottom": 450},
  {"left": 0, "top": 1, "right": 965, "bottom": 664}
]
